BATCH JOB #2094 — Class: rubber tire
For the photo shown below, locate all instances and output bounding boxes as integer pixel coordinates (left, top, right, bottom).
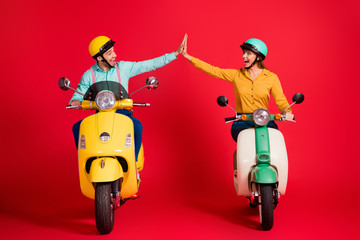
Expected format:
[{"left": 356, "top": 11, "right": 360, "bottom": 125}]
[
  {"left": 259, "top": 184, "right": 274, "bottom": 231},
  {"left": 95, "top": 183, "right": 114, "bottom": 234}
]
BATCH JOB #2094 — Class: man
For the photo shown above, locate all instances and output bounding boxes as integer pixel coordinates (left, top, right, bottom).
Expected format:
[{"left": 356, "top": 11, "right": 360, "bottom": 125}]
[{"left": 70, "top": 35, "right": 185, "bottom": 162}]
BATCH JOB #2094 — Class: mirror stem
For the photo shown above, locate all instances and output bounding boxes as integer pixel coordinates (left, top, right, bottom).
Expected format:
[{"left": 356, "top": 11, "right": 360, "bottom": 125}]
[
  {"left": 226, "top": 104, "right": 237, "bottom": 115},
  {"left": 69, "top": 87, "right": 85, "bottom": 96},
  {"left": 283, "top": 101, "right": 296, "bottom": 113},
  {"left": 129, "top": 86, "right": 147, "bottom": 97}
]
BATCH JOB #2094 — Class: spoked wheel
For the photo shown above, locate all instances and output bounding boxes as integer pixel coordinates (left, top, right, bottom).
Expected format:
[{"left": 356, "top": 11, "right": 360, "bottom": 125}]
[
  {"left": 95, "top": 183, "right": 114, "bottom": 234},
  {"left": 259, "top": 184, "right": 274, "bottom": 231}
]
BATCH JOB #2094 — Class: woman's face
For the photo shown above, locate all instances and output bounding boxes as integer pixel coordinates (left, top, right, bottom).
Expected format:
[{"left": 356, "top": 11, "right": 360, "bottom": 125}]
[{"left": 242, "top": 49, "right": 257, "bottom": 68}]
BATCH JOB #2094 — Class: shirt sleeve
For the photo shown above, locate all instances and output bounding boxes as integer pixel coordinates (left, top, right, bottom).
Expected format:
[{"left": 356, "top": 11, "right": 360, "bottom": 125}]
[
  {"left": 270, "top": 75, "right": 291, "bottom": 113},
  {"left": 190, "top": 57, "right": 238, "bottom": 82},
  {"left": 69, "top": 70, "right": 92, "bottom": 104},
  {"left": 128, "top": 52, "right": 177, "bottom": 78}
]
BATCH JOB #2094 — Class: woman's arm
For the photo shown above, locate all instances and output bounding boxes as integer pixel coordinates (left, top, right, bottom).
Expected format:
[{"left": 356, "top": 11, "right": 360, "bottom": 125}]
[{"left": 271, "top": 76, "right": 294, "bottom": 120}]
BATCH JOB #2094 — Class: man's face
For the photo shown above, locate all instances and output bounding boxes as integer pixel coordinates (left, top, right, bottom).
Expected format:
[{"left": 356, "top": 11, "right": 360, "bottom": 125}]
[{"left": 102, "top": 47, "right": 117, "bottom": 66}]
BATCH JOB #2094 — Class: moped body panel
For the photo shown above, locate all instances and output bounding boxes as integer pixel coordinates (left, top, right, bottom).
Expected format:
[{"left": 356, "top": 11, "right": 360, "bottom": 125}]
[
  {"left": 234, "top": 128, "right": 288, "bottom": 196},
  {"left": 250, "top": 164, "right": 277, "bottom": 183},
  {"left": 78, "top": 112, "right": 138, "bottom": 199},
  {"left": 88, "top": 157, "right": 124, "bottom": 182}
]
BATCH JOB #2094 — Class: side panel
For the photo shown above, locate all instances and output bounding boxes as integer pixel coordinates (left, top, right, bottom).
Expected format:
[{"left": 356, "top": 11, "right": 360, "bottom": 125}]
[
  {"left": 235, "top": 129, "right": 256, "bottom": 196},
  {"left": 268, "top": 128, "right": 288, "bottom": 195},
  {"left": 137, "top": 144, "right": 145, "bottom": 172}
]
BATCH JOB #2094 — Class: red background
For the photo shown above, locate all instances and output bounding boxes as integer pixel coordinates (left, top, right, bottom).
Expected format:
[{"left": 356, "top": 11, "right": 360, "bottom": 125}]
[{"left": 1, "top": 0, "right": 359, "bottom": 239}]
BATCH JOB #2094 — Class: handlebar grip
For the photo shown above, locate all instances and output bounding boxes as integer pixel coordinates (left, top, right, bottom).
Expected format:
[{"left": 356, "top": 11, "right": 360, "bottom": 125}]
[
  {"left": 225, "top": 117, "right": 237, "bottom": 122},
  {"left": 133, "top": 103, "right": 150, "bottom": 107},
  {"left": 66, "top": 105, "right": 79, "bottom": 109}
]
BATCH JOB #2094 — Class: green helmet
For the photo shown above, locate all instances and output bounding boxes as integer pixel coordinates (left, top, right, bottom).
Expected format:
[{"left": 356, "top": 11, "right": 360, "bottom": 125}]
[{"left": 240, "top": 38, "right": 268, "bottom": 60}]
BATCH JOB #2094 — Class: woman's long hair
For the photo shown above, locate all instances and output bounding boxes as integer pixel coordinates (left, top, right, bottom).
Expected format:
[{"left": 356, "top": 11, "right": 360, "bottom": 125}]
[{"left": 257, "top": 56, "right": 267, "bottom": 69}]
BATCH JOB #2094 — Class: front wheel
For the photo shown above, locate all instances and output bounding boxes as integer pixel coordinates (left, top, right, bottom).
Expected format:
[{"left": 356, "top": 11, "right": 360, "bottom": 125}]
[
  {"left": 95, "top": 183, "right": 114, "bottom": 234},
  {"left": 259, "top": 184, "right": 274, "bottom": 231}
]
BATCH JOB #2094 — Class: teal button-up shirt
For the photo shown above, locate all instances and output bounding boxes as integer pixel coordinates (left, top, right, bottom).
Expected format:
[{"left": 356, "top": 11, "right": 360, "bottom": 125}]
[{"left": 70, "top": 52, "right": 177, "bottom": 103}]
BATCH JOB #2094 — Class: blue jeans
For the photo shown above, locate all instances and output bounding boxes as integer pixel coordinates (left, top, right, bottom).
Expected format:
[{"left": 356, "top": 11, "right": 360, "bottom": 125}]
[
  {"left": 72, "top": 109, "right": 143, "bottom": 162},
  {"left": 230, "top": 119, "right": 278, "bottom": 142}
]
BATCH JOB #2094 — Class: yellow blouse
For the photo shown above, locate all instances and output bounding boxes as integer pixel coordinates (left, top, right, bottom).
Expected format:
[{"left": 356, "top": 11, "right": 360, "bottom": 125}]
[{"left": 190, "top": 57, "right": 291, "bottom": 113}]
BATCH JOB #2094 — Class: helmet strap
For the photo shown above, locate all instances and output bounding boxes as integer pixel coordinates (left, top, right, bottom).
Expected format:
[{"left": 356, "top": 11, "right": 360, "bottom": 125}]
[
  {"left": 245, "top": 58, "right": 258, "bottom": 70},
  {"left": 100, "top": 54, "right": 114, "bottom": 69}
]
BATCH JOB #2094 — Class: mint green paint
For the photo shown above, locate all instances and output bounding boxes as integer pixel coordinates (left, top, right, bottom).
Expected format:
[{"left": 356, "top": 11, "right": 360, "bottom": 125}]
[
  {"left": 255, "top": 127, "right": 270, "bottom": 164},
  {"left": 245, "top": 38, "right": 268, "bottom": 57},
  {"left": 253, "top": 164, "right": 277, "bottom": 183}
]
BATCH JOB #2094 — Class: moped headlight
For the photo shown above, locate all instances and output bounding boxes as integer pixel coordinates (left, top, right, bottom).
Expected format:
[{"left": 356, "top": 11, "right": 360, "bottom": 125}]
[
  {"left": 253, "top": 108, "right": 270, "bottom": 126},
  {"left": 95, "top": 91, "right": 116, "bottom": 110},
  {"left": 100, "top": 132, "right": 110, "bottom": 142}
]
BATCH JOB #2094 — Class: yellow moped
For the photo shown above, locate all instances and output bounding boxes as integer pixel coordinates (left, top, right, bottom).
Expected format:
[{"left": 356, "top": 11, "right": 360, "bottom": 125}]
[{"left": 58, "top": 77, "right": 158, "bottom": 234}]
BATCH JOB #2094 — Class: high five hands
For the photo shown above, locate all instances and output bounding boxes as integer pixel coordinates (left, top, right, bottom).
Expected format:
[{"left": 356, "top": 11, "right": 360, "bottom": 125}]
[{"left": 175, "top": 34, "right": 192, "bottom": 61}]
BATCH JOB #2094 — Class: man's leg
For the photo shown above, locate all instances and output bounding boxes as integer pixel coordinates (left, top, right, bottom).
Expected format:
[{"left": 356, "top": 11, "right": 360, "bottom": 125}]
[
  {"left": 128, "top": 116, "right": 143, "bottom": 162},
  {"left": 72, "top": 120, "right": 82, "bottom": 149}
]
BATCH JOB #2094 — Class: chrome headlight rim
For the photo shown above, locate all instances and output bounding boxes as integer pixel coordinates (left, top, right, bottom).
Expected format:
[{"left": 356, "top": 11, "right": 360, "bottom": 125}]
[
  {"left": 252, "top": 108, "right": 270, "bottom": 126},
  {"left": 95, "top": 91, "right": 116, "bottom": 110}
]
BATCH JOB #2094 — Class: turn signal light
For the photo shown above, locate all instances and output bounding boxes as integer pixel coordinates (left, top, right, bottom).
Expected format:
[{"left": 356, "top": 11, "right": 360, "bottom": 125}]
[
  {"left": 241, "top": 114, "right": 247, "bottom": 120},
  {"left": 275, "top": 114, "right": 282, "bottom": 120}
]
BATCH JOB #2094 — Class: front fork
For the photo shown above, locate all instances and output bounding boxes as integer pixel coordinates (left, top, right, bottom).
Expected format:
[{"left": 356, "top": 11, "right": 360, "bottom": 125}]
[
  {"left": 111, "top": 178, "right": 122, "bottom": 210},
  {"left": 249, "top": 183, "right": 280, "bottom": 209}
]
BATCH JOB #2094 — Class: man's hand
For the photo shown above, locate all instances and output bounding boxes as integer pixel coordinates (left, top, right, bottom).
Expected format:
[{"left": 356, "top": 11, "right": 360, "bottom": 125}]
[{"left": 70, "top": 100, "right": 82, "bottom": 109}]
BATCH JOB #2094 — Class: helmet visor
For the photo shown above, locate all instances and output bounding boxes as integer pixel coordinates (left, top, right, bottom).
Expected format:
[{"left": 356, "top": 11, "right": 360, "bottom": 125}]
[
  {"left": 240, "top": 42, "right": 265, "bottom": 60},
  {"left": 94, "top": 40, "right": 116, "bottom": 58}
]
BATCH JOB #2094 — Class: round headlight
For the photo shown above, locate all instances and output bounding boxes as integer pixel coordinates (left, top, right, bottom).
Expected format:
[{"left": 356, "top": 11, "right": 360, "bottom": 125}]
[
  {"left": 96, "top": 91, "right": 116, "bottom": 110},
  {"left": 253, "top": 108, "right": 270, "bottom": 126},
  {"left": 100, "top": 132, "right": 110, "bottom": 142}
]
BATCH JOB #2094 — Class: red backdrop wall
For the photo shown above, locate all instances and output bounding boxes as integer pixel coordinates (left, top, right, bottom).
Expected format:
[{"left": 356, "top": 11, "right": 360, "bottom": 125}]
[{"left": 0, "top": 0, "right": 359, "bottom": 239}]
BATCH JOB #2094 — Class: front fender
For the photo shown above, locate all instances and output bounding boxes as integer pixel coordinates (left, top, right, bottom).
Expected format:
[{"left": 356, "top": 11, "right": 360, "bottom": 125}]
[
  {"left": 88, "top": 157, "right": 124, "bottom": 182},
  {"left": 251, "top": 164, "right": 277, "bottom": 184}
]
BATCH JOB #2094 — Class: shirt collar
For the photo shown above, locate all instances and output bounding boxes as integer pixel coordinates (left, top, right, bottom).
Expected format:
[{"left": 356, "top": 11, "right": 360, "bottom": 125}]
[
  {"left": 93, "top": 62, "right": 115, "bottom": 73},
  {"left": 242, "top": 68, "right": 269, "bottom": 79}
]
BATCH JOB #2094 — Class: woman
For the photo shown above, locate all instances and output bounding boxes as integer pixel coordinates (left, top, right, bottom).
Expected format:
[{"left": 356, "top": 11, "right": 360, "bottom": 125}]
[{"left": 181, "top": 34, "right": 294, "bottom": 141}]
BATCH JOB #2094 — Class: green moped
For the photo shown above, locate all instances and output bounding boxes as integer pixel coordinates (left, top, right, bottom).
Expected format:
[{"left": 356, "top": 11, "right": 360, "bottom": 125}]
[{"left": 217, "top": 93, "right": 304, "bottom": 230}]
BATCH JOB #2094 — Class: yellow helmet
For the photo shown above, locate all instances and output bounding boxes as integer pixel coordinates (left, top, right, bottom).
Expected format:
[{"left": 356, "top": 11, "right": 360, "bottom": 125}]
[{"left": 88, "top": 36, "right": 116, "bottom": 59}]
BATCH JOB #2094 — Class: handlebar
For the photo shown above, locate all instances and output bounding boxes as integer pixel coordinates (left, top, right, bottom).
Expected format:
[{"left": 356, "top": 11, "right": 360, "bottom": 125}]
[
  {"left": 133, "top": 103, "right": 150, "bottom": 107},
  {"left": 65, "top": 100, "right": 150, "bottom": 110},
  {"left": 224, "top": 113, "right": 295, "bottom": 123},
  {"left": 225, "top": 117, "right": 238, "bottom": 122},
  {"left": 66, "top": 105, "right": 80, "bottom": 109}
]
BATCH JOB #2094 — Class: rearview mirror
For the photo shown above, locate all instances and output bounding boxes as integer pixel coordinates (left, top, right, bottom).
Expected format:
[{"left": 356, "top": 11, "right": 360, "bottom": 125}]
[
  {"left": 292, "top": 93, "right": 304, "bottom": 104},
  {"left": 146, "top": 76, "right": 159, "bottom": 90},
  {"left": 217, "top": 96, "right": 228, "bottom": 107},
  {"left": 59, "top": 77, "right": 71, "bottom": 91}
]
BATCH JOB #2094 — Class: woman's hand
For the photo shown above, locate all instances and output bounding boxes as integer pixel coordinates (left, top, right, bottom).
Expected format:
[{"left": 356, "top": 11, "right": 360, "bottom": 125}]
[
  {"left": 181, "top": 34, "right": 192, "bottom": 61},
  {"left": 285, "top": 111, "right": 294, "bottom": 121},
  {"left": 175, "top": 34, "right": 187, "bottom": 57}
]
